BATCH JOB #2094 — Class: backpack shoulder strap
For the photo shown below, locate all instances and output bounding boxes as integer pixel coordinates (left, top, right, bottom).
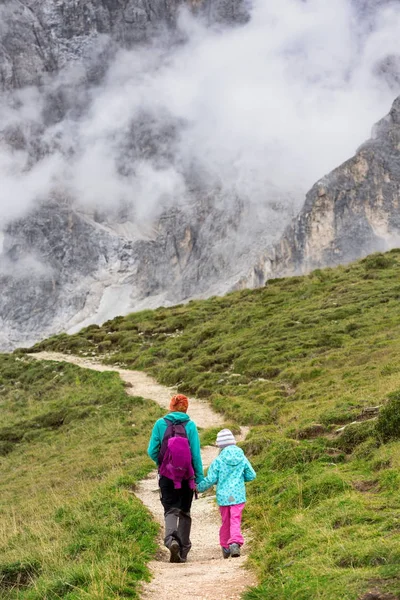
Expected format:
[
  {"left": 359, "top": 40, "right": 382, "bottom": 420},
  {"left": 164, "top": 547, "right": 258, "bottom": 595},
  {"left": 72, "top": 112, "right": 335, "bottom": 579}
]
[{"left": 159, "top": 418, "right": 181, "bottom": 465}]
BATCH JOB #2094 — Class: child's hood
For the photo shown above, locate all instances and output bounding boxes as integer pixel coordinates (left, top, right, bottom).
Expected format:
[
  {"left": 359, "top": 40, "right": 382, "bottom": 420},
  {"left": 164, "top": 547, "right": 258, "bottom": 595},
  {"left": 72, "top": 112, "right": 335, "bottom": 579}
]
[{"left": 220, "top": 445, "right": 245, "bottom": 466}]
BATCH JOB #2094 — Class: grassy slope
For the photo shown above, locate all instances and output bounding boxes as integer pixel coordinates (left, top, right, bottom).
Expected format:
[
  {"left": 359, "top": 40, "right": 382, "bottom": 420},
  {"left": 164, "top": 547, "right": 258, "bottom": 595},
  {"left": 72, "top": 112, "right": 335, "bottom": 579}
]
[
  {"left": 18, "top": 250, "right": 400, "bottom": 599},
  {"left": 0, "top": 356, "right": 163, "bottom": 599}
]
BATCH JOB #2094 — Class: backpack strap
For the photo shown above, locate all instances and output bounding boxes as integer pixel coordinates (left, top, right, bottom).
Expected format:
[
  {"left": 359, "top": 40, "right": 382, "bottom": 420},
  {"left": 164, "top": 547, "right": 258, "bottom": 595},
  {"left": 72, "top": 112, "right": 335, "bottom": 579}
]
[{"left": 163, "top": 417, "right": 190, "bottom": 434}]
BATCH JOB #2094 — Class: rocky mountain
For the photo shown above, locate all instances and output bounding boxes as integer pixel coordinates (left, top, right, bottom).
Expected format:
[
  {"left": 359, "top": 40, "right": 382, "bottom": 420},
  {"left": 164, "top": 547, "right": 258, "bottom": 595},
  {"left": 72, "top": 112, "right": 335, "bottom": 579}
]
[
  {"left": 0, "top": 0, "right": 270, "bottom": 351},
  {"left": 0, "top": 0, "right": 249, "bottom": 91},
  {"left": 0, "top": 193, "right": 276, "bottom": 350},
  {"left": 248, "top": 95, "right": 400, "bottom": 283},
  {"left": 1, "top": 0, "right": 400, "bottom": 351}
]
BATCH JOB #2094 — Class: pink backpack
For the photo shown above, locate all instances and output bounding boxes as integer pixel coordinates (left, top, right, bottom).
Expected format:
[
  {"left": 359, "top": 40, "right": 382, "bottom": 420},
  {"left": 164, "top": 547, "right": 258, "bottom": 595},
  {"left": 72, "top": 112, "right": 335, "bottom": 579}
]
[{"left": 158, "top": 419, "right": 196, "bottom": 490}]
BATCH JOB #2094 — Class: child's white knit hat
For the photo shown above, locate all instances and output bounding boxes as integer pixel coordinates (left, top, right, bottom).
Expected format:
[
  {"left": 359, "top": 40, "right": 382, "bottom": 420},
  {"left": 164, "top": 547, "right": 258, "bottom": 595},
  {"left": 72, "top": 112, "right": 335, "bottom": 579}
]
[{"left": 216, "top": 429, "right": 236, "bottom": 448}]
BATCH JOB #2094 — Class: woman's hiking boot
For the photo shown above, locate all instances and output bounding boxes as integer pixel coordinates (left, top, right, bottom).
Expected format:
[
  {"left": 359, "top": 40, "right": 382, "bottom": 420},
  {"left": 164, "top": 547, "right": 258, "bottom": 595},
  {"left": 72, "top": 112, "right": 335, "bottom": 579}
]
[
  {"left": 229, "top": 543, "right": 241, "bottom": 557},
  {"left": 169, "top": 540, "right": 183, "bottom": 563},
  {"left": 180, "top": 548, "right": 189, "bottom": 563},
  {"left": 222, "top": 546, "right": 231, "bottom": 559}
]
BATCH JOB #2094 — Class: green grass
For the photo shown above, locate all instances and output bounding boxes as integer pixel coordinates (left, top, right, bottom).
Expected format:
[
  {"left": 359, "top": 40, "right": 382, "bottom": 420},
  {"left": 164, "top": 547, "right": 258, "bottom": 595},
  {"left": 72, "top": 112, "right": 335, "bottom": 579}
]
[
  {"left": 29, "top": 251, "right": 400, "bottom": 428},
  {"left": 14, "top": 249, "right": 400, "bottom": 598},
  {"left": 0, "top": 355, "right": 163, "bottom": 599}
]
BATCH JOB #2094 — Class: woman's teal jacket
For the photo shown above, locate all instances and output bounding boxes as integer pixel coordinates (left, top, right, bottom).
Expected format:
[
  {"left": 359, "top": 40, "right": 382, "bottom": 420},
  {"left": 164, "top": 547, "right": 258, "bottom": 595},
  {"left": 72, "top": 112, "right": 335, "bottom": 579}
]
[{"left": 147, "top": 411, "right": 204, "bottom": 484}]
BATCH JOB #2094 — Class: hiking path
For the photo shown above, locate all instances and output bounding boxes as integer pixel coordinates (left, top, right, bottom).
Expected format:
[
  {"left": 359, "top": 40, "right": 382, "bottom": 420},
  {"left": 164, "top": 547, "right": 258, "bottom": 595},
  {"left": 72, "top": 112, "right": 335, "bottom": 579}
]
[{"left": 31, "top": 352, "right": 256, "bottom": 600}]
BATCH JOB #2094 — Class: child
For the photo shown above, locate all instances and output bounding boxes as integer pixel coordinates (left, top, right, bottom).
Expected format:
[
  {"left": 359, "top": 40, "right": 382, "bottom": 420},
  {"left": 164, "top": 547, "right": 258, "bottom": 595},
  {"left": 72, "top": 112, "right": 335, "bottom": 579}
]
[{"left": 196, "top": 428, "right": 256, "bottom": 558}]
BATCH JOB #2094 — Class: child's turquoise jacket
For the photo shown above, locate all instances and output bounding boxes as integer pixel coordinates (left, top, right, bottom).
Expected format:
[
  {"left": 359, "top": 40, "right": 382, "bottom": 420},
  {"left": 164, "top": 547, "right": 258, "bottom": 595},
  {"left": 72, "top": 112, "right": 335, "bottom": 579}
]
[
  {"left": 147, "top": 411, "right": 204, "bottom": 484},
  {"left": 197, "top": 445, "right": 256, "bottom": 506}
]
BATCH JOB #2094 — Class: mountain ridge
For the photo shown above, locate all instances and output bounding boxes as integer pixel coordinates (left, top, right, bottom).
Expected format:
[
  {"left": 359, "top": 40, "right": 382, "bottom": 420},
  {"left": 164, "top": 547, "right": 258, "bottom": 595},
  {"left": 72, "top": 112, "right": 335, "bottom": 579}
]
[
  {"left": 1, "top": 0, "right": 400, "bottom": 350},
  {"left": 244, "top": 95, "right": 400, "bottom": 285},
  {"left": 19, "top": 248, "right": 400, "bottom": 600}
]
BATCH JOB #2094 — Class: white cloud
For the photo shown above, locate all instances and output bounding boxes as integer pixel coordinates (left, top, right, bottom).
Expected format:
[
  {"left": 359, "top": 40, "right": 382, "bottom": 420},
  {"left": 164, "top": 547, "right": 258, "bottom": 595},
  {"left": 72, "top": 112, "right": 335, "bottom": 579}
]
[
  {"left": 0, "top": 148, "right": 64, "bottom": 226},
  {"left": 0, "top": 0, "right": 400, "bottom": 231}
]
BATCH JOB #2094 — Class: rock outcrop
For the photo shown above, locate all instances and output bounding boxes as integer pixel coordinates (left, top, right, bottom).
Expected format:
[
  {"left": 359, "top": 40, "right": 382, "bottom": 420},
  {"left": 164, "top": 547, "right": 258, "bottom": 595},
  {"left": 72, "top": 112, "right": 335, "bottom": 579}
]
[
  {"left": 0, "top": 192, "right": 273, "bottom": 350},
  {"left": 0, "top": 0, "right": 248, "bottom": 91},
  {"left": 1, "top": 0, "right": 400, "bottom": 351},
  {"left": 0, "top": 0, "right": 257, "bottom": 351},
  {"left": 250, "top": 95, "right": 400, "bottom": 282}
]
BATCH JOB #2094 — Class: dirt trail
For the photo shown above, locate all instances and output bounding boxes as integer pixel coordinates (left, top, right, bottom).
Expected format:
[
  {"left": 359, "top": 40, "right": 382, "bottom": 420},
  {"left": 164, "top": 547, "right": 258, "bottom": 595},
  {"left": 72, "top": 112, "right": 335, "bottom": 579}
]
[{"left": 31, "top": 352, "right": 256, "bottom": 600}]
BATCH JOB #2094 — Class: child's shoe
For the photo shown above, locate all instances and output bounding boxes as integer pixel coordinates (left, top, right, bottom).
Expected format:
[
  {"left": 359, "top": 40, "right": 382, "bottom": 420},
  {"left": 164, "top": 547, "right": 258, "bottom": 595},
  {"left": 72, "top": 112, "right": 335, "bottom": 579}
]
[
  {"left": 229, "top": 543, "right": 241, "bottom": 557},
  {"left": 221, "top": 546, "right": 231, "bottom": 559}
]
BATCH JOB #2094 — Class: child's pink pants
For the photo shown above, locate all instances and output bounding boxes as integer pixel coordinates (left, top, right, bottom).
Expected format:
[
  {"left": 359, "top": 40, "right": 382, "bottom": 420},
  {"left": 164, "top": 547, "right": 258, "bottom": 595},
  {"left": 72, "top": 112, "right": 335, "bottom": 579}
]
[{"left": 219, "top": 503, "right": 245, "bottom": 547}]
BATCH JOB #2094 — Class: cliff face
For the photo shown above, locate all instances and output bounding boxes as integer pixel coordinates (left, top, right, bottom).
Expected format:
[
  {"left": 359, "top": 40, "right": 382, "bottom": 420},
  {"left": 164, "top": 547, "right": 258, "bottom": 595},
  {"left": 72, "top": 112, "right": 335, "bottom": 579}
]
[
  {"left": 1, "top": 192, "right": 272, "bottom": 350},
  {"left": 0, "top": 0, "right": 258, "bottom": 351},
  {"left": 1, "top": 0, "right": 400, "bottom": 351},
  {"left": 252, "top": 96, "right": 400, "bottom": 282},
  {"left": 0, "top": 0, "right": 248, "bottom": 90}
]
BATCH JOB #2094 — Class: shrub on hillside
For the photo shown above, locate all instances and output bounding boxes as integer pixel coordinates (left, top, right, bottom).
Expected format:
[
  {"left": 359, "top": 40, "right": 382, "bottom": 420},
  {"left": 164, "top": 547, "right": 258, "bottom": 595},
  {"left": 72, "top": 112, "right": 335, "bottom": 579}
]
[
  {"left": 0, "top": 441, "right": 13, "bottom": 456},
  {"left": 268, "top": 438, "right": 337, "bottom": 470},
  {"left": 240, "top": 426, "right": 276, "bottom": 456},
  {"left": 362, "top": 252, "right": 395, "bottom": 270},
  {"left": 376, "top": 391, "right": 400, "bottom": 442},
  {"left": 335, "top": 421, "right": 377, "bottom": 453},
  {"left": 320, "top": 404, "right": 360, "bottom": 426},
  {"left": 352, "top": 437, "right": 380, "bottom": 460},
  {"left": 314, "top": 332, "right": 344, "bottom": 348},
  {"left": 301, "top": 473, "right": 350, "bottom": 507},
  {"left": 0, "top": 559, "right": 41, "bottom": 589},
  {"left": 379, "top": 468, "right": 400, "bottom": 493}
]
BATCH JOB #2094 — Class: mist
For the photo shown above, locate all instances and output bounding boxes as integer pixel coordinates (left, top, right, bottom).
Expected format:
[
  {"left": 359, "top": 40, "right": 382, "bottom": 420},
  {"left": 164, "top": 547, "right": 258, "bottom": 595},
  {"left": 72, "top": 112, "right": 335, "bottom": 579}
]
[{"left": 1, "top": 0, "right": 400, "bottom": 231}]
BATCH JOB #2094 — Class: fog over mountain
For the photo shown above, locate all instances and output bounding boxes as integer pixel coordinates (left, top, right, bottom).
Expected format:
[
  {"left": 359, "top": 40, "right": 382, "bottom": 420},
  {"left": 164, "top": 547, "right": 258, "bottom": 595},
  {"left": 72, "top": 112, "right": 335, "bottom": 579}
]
[{"left": 1, "top": 0, "right": 400, "bottom": 350}]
